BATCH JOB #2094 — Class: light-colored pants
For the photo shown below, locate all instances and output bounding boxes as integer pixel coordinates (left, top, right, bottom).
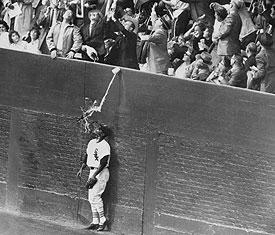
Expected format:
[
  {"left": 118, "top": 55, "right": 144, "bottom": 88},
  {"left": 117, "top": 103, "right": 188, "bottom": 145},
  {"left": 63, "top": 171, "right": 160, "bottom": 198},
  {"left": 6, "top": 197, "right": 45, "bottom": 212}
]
[{"left": 88, "top": 168, "right": 109, "bottom": 206}]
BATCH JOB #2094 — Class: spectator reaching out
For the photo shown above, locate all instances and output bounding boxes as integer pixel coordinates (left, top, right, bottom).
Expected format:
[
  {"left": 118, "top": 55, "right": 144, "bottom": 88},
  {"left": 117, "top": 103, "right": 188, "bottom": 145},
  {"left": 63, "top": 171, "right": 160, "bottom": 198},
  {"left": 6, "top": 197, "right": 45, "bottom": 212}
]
[
  {"left": 105, "top": 10, "right": 139, "bottom": 70},
  {"left": 80, "top": 8, "right": 106, "bottom": 62}
]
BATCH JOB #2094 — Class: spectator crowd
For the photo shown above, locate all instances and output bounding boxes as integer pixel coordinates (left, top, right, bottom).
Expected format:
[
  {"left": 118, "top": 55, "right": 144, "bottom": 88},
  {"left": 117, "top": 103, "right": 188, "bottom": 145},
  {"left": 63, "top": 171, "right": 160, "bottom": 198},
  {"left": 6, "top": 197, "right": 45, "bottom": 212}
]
[{"left": 1, "top": 0, "right": 275, "bottom": 93}]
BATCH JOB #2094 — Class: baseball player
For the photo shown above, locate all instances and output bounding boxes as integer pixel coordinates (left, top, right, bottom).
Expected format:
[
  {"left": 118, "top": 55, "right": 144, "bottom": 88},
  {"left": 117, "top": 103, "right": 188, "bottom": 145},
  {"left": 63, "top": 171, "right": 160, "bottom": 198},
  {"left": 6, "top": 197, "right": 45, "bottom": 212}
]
[{"left": 77, "top": 122, "right": 110, "bottom": 231}]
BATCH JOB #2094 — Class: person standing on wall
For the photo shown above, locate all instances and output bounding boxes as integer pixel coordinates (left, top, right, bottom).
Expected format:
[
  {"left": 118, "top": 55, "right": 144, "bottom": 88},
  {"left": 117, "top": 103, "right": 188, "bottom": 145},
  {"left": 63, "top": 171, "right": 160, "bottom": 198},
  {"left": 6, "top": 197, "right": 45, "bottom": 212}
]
[{"left": 77, "top": 122, "right": 110, "bottom": 232}]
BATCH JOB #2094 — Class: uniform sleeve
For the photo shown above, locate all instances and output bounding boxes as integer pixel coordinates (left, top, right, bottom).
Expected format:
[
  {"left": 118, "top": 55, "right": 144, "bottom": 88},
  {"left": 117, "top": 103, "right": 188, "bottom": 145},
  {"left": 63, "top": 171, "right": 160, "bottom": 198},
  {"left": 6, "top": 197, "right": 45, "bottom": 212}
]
[{"left": 99, "top": 141, "right": 110, "bottom": 158}]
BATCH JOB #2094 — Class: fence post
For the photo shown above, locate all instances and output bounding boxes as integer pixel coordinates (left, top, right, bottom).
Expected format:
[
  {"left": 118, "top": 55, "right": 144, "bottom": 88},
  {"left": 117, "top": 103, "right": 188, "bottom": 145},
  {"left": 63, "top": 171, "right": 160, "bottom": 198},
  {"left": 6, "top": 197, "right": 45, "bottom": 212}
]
[
  {"left": 142, "top": 132, "right": 159, "bottom": 235},
  {"left": 5, "top": 108, "right": 21, "bottom": 211}
]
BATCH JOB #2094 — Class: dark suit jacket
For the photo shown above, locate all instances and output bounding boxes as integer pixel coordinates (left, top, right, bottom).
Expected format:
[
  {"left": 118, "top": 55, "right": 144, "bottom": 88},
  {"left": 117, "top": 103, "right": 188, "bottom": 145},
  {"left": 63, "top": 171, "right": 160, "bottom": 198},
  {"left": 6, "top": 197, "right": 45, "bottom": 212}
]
[
  {"left": 105, "top": 20, "right": 139, "bottom": 70},
  {"left": 80, "top": 19, "right": 106, "bottom": 56}
]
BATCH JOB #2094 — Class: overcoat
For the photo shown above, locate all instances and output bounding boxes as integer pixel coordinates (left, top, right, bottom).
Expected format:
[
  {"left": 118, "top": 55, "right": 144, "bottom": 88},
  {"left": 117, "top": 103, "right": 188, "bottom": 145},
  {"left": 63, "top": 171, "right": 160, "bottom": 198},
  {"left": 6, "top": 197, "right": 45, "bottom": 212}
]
[
  {"left": 217, "top": 10, "right": 242, "bottom": 56},
  {"left": 46, "top": 22, "right": 83, "bottom": 56},
  {"left": 147, "top": 28, "right": 170, "bottom": 74},
  {"left": 80, "top": 19, "right": 106, "bottom": 57}
]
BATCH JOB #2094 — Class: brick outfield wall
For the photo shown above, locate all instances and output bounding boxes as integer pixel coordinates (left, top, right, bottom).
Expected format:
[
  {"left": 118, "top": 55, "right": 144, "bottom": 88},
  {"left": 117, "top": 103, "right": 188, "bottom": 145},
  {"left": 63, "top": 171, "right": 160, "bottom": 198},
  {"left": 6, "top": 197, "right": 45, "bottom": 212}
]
[{"left": 0, "top": 49, "right": 274, "bottom": 235}]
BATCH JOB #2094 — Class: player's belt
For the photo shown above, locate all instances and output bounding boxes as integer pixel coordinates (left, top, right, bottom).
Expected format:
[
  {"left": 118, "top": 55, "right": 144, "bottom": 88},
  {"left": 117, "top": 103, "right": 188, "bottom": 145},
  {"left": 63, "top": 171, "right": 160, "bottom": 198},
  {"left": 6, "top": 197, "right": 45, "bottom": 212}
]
[{"left": 90, "top": 167, "right": 108, "bottom": 170}]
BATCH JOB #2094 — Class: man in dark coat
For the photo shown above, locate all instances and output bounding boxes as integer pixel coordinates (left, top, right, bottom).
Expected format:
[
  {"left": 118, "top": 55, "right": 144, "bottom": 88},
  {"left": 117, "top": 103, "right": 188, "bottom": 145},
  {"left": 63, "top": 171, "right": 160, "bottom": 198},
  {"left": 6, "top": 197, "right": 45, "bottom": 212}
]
[
  {"left": 105, "top": 15, "right": 139, "bottom": 69},
  {"left": 80, "top": 8, "right": 106, "bottom": 62}
]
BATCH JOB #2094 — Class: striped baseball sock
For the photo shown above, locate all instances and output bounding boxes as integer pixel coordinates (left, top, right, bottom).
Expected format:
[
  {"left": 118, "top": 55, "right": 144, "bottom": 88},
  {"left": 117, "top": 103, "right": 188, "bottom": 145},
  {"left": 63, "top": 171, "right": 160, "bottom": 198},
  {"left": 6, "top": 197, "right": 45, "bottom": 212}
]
[
  {"left": 91, "top": 206, "right": 99, "bottom": 224},
  {"left": 97, "top": 204, "right": 106, "bottom": 225}
]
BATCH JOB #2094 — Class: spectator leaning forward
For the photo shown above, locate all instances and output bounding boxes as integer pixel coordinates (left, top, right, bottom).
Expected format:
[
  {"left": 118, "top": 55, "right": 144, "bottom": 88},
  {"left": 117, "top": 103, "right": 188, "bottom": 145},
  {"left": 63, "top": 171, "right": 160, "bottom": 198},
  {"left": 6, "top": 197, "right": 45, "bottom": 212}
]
[{"left": 46, "top": 8, "right": 83, "bottom": 59}]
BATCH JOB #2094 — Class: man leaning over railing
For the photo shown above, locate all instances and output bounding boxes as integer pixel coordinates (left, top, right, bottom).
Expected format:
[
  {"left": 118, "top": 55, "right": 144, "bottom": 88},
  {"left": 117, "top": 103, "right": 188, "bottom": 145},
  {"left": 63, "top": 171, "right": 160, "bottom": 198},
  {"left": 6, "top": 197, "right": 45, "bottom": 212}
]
[{"left": 46, "top": 7, "right": 82, "bottom": 59}]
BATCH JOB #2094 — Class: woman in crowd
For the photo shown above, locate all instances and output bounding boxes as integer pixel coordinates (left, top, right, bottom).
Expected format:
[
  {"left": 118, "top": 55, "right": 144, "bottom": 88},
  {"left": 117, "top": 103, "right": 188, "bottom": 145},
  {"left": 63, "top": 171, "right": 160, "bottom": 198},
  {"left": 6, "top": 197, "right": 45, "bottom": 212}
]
[
  {"left": 174, "top": 50, "right": 192, "bottom": 78},
  {"left": 8, "top": 30, "right": 27, "bottom": 51},
  {"left": 198, "top": 26, "right": 213, "bottom": 53},
  {"left": 25, "top": 27, "right": 41, "bottom": 54},
  {"left": 183, "top": 21, "right": 204, "bottom": 61}
]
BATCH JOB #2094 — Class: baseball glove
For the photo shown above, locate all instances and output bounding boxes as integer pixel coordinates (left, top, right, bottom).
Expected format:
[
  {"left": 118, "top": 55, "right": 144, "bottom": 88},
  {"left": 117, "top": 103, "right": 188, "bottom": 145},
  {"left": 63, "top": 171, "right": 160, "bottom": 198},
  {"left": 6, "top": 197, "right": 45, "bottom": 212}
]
[{"left": 85, "top": 178, "right": 98, "bottom": 189}]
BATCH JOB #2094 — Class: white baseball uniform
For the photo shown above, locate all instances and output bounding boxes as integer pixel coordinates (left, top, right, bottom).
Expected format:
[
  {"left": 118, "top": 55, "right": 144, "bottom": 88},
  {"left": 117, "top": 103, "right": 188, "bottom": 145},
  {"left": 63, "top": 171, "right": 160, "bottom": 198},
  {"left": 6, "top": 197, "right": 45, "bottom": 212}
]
[{"left": 86, "top": 138, "right": 110, "bottom": 207}]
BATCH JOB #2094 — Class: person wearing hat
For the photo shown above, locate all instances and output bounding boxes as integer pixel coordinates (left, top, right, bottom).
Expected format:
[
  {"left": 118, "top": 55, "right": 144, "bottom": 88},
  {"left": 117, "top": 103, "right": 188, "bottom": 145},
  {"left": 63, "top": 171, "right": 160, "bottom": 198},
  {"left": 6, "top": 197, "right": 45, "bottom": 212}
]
[
  {"left": 210, "top": 2, "right": 242, "bottom": 60},
  {"left": 80, "top": 7, "right": 106, "bottom": 62},
  {"left": 146, "top": 2, "right": 171, "bottom": 74},
  {"left": 190, "top": 51, "right": 213, "bottom": 81},
  {"left": 223, "top": 54, "right": 247, "bottom": 88},
  {"left": 77, "top": 122, "right": 111, "bottom": 232},
  {"left": 174, "top": 50, "right": 192, "bottom": 78}
]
